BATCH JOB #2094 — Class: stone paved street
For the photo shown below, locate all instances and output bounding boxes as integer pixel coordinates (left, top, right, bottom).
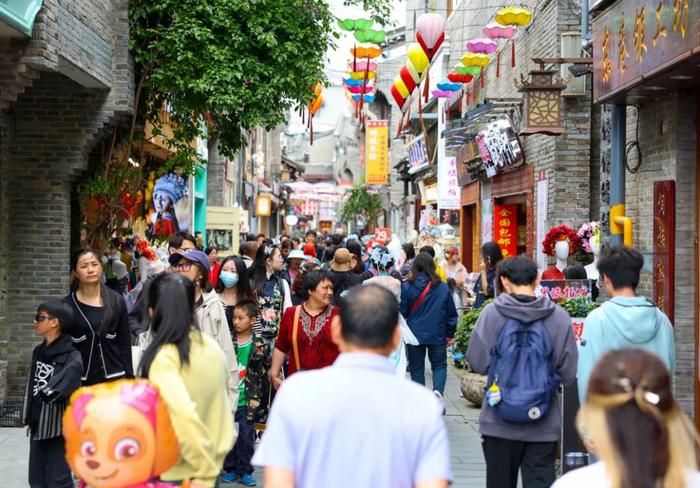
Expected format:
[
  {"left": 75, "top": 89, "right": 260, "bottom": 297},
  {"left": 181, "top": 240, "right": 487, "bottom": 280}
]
[{"left": 0, "top": 367, "right": 486, "bottom": 487}]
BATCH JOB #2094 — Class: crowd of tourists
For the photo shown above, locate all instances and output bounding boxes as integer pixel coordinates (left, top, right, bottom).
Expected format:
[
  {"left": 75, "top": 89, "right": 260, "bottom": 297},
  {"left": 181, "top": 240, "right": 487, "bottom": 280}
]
[{"left": 20, "top": 227, "right": 700, "bottom": 488}]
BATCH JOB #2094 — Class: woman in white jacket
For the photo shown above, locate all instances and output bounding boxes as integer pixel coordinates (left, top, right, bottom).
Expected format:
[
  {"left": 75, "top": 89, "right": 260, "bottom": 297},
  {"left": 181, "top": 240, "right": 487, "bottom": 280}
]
[{"left": 169, "top": 249, "right": 239, "bottom": 405}]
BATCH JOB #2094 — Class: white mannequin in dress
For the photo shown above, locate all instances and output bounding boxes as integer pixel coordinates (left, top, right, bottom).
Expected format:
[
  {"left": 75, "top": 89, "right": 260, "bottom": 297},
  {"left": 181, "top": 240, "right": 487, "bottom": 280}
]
[
  {"left": 584, "top": 237, "right": 601, "bottom": 281},
  {"left": 554, "top": 240, "right": 570, "bottom": 274}
]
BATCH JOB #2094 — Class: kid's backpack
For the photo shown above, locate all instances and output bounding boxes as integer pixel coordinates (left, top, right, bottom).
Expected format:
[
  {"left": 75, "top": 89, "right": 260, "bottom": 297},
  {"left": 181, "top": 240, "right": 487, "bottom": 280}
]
[{"left": 486, "top": 318, "right": 561, "bottom": 423}]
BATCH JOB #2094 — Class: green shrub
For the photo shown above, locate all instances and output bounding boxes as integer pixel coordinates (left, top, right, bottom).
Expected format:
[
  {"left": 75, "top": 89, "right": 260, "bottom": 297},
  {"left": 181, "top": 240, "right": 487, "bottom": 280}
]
[{"left": 453, "top": 300, "right": 492, "bottom": 368}]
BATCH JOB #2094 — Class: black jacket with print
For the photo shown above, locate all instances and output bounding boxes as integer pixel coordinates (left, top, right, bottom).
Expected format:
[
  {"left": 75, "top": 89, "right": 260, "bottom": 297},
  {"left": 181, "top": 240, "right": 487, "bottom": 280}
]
[
  {"left": 63, "top": 288, "right": 134, "bottom": 384},
  {"left": 23, "top": 333, "right": 83, "bottom": 440}
]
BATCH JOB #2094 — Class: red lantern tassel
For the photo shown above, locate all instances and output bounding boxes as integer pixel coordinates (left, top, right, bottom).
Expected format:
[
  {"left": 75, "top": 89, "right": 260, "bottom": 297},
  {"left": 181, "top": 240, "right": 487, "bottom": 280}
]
[
  {"left": 466, "top": 87, "right": 470, "bottom": 107},
  {"left": 480, "top": 68, "right": 484, "bottom": 88},
  {"left": 511, "top": 38, "right": 516, "bottom": 67},
  {"left": 396, "top": 112, "right": 404, "bottom": 138},
  {"left": 423, "top": 71, "right": 430, "bottom": 103},
  {"left": 418, "top": 92, "right": 423, "bottom": 121},
  {"left": 496, "top": 50, "right": 501, "bottom": 78},
  {"left": 310, "top": 116, "right": 314, "bottom": 145}
]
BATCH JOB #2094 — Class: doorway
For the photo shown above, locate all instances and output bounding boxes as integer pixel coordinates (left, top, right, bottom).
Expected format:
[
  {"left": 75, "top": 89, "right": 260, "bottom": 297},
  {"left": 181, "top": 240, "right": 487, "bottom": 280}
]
[{"left": 461, "top": 204, "right": 476, "bottom": 271}]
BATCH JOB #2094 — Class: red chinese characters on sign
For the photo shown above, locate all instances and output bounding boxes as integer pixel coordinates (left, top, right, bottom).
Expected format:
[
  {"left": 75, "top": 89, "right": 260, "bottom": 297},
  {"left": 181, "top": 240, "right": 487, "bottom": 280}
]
[
  {"left": 653, "top": 181, "right": 675, "bottom": 323},
  {"left": 493, "top": 204, "right": 518, "bottom": 258}
]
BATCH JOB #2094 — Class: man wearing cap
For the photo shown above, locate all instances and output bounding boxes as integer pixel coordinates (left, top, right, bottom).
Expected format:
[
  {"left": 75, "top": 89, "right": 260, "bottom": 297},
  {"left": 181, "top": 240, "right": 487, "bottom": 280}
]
[
  {"left": 328, "top": 248, "right": 364, "bottom": 305},
  {"left": 169, "top": 248, "right": 239, "bottom": 407}
]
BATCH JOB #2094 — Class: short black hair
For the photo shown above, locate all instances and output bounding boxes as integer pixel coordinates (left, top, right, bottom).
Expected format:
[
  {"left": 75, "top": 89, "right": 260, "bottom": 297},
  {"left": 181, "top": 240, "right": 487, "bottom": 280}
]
[
  {"left": 563, "top": 265, "right": 587, "bottom": 280},
  {"left": 597, "top": 246, "right": 644, "bottom": 290},
  {"left": 419, "top": 245, "right": 435, "bottom": 258},
  {"left": 331, "top": 234, "right": 344, "bottom": 246},
  {"left": 496, "top": 256, "right": 538, "bottom": 289},
  {"left": 204, "top": 246, "right": 217, "bottom": 256},
  {"left": 234, "top": 299, "right": 259, "bottom": 319},
  {"left": 303, "top": 269, "right": 332, "bottom": 294},
  {"left": 339, "top": 285, "right": 398, "bottom": 348},
  {"left": 245, "top": 233, "right": 256, "bottom": 242},
  {"left": 37, "top": 299, "right": 73, "bottom": 330},
  {"left": 306, "top": 230, "right": 317, "bottom": 237},
  {"left": 168, "top": 232, "right": 196, "bottom": 250}
]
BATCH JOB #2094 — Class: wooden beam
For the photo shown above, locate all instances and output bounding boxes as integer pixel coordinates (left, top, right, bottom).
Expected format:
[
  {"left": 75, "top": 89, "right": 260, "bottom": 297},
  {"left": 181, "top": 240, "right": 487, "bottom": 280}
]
[{"left": 531, "top": 57, "right": 594, "bottom": 66}]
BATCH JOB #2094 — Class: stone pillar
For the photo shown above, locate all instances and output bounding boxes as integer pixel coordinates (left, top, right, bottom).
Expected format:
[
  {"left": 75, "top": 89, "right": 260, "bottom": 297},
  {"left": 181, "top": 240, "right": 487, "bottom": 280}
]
[{"left": 207, "top": 134, "right": 226, "bottom": 207}]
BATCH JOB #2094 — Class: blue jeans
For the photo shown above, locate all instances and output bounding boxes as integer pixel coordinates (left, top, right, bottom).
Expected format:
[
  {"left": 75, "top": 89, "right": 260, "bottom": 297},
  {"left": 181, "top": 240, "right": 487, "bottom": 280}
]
[{"left": 406, "top": 344, "right": 447, "bottom": 394}]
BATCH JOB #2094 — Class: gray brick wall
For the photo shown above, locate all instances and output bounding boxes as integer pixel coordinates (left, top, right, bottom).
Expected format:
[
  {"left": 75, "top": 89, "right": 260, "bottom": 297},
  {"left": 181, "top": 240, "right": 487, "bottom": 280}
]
[
  {"left": 618, "top": 93, "right": 697, "bottom": 415},
  {"left": 0, "top": 0, "right": 134, "bottom": 398}
]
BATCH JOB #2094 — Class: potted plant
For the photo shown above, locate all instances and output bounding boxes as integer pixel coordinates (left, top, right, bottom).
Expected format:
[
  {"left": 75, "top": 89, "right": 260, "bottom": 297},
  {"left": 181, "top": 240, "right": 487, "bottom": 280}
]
[
  {"left": 559, "top": 297, "right": 599, "bottom": 344},
  {"left": 452, "top": 300, "right": 492, "bottom": 369}
]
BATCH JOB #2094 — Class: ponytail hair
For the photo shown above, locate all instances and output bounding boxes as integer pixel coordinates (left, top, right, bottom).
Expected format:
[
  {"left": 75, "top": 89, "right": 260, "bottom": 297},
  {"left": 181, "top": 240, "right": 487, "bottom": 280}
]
[{"left": 139, "top": 273, "right": 198, "bottom": 377}]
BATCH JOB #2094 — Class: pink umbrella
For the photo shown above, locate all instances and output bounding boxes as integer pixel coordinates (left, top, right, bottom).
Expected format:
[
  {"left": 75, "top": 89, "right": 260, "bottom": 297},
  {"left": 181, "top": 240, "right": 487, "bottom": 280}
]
[
  {"left": 346, "top": 84, "right": 375, "bottom": 95},
  {"left": 483, "top": 22, "right": 518, "bottom": 75},
  {"left": 347, "top": 60, "right": 378, "bottom": 72},
  {"left": 467, "top": 38, "right": 498, "bottom": 54}
]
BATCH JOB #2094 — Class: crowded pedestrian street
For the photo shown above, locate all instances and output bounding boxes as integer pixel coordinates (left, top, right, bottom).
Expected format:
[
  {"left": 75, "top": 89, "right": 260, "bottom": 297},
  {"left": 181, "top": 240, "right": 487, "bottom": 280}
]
[{"left": 3, "top": 0, "right": 700, "bottom": 487}]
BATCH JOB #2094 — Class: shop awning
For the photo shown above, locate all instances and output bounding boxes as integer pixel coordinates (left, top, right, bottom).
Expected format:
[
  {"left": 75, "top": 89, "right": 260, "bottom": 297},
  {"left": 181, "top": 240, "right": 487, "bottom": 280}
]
[{"left": 0, "top": 0, "right": 42, "bottom": 36}]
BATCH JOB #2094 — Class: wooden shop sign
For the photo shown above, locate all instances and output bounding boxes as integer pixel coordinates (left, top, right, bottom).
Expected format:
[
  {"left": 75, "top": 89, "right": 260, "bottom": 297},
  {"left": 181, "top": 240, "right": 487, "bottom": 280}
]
[{"left": 653, "top": 180, "right": 675, "bottom": 323}]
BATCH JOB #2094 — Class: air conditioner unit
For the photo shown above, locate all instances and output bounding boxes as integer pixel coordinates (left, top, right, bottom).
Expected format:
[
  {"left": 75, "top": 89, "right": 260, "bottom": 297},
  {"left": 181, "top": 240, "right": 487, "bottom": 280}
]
[{"left": 561, "top": 32, "right": 587, "bottom": 97}]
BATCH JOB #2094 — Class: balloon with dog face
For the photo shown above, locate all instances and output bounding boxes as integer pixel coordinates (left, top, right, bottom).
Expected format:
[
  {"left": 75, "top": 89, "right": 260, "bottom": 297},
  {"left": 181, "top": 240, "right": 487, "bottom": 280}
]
[{"left": 63, "top": 379, "right": 180, "bottom": 488}]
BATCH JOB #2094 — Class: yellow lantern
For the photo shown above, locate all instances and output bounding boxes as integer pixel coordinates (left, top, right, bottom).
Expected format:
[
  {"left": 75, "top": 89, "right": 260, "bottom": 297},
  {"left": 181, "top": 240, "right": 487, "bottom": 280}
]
[
  {"left": 393, "top": 77, "right": 410, "bottom": 98},
  {"left": 495, "top": 7, "right": 532, "bottom": 27},
  {"left": 407, "top": 43, "right": 430, "bottom": 74},
  {"left": 461, "top": 52, "right": 490, "bottom": 68}
]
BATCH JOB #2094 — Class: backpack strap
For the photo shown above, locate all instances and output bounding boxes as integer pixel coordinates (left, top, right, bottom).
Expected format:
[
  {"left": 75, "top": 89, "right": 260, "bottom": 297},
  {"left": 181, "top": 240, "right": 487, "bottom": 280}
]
[
  {"left": 409, "top": 282, "right": 432, "bottom": 316},
  {"left": 292, "top": 305, "right": 302, "bottom": 371}
]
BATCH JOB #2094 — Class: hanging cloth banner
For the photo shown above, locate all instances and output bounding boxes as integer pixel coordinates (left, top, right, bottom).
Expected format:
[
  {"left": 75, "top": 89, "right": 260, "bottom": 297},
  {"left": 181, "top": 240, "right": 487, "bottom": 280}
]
[{"left": 365, "top": 120, "right": 389, "bottom": 185}]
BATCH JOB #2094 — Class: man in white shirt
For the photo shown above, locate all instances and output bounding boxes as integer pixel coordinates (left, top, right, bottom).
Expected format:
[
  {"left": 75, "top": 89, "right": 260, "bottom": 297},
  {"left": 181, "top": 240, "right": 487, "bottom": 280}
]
[{"left": 253, "top": 284, "right": 452, "bottom": 488}]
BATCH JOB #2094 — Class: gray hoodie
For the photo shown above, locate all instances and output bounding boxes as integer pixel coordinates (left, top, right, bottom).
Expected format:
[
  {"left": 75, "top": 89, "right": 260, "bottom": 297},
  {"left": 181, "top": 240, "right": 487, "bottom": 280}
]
[{"left": 467, "top": 294, "right": 578, "bottom": 442}]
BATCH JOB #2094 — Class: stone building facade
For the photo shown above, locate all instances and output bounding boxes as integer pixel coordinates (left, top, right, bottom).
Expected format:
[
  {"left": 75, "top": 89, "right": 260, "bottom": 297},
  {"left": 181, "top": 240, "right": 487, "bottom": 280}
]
[{"left": 0, "top": 0, "right": 134, "bottom": 398}]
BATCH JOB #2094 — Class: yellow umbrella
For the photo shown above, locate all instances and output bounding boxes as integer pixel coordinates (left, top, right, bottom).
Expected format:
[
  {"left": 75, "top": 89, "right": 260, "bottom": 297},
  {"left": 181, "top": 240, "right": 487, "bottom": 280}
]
[
  {"left": 495, "top": 7, "right": 532, "bottom": 27},
  {"left": 348, "top": 70, "right": 376, "bottom": 80},
  {"left": 461, "top": 52, "right": 490, "bottom": 68}
]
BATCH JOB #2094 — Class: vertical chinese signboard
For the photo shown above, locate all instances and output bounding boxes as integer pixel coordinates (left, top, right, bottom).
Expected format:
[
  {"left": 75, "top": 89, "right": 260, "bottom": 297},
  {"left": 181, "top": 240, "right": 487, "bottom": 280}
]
[
  {"left": 493, "top": 204, "right": 518, "bottom": 258},
  {"left": 365, "top": 120, "right": 389, "bottom": 185},
  {"left": 653, "top": 181, "right": 675, "bottom": 323},
  {"left": 438, "top": 156, "right": 460, "bottom": 210}
]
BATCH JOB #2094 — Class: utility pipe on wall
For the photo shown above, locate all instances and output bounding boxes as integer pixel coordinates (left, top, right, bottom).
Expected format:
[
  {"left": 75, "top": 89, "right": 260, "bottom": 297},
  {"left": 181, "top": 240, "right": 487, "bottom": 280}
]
[{"left": 609, "top": 104, "right": 633, "bottom": 247}]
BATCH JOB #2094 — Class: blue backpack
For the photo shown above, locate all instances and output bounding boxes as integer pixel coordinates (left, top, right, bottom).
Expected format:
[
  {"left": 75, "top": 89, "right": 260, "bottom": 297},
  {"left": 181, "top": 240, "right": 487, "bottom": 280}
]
[{"left": 486, "top": 318, "right": 561, "bottom": 423}]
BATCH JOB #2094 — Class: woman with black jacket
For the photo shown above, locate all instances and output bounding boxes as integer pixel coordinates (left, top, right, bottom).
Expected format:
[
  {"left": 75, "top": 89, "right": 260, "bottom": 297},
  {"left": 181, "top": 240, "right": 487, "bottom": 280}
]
[{"left": 63, "top": 249, "right": 133, "bottom": 385}]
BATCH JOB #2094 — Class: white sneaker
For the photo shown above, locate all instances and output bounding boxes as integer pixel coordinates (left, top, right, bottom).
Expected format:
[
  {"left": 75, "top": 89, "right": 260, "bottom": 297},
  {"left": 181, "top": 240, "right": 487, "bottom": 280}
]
[{"left": 433, "top": 390, "right": 446, "bottom": 415}]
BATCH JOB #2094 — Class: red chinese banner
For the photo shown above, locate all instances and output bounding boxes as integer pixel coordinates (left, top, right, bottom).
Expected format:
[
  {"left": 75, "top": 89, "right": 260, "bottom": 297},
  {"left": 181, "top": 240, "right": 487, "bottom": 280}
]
[
  {"left": 653, "top": 181, "right": 675, "bottom": 323},
  {"left": 493, "top": 204, "right": 518, "bottom": 258}
]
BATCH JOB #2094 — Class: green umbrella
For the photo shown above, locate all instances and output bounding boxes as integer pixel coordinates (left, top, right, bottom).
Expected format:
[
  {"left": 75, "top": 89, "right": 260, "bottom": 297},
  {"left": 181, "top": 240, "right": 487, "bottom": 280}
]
[
  {"left": 337, "top": 18, "right": 373, "bottom": 31},
  {"left": 354, "top": 29, "right": 386, "bottom": 43},
  {"left": 455, "top": 64, "right": 482, "bottom": 76}
]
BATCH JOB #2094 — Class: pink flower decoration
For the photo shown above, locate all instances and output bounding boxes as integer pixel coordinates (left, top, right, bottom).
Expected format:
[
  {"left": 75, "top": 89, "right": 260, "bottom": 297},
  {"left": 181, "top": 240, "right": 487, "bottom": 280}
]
[
  {"left": 467, "top": 38, "right": 498, "bottom": 54},
  {"left": 432, "top": 89, "right": 453, "bottom": 98}
]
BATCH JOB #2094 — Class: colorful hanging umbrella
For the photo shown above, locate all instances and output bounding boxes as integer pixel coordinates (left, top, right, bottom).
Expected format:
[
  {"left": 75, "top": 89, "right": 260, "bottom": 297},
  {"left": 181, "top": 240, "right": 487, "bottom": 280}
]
[
  {"left": 455, "top": 64, "right": 482, "bottom": 76},
  {"left": 432, "top": 89, "right": 454, "bottom": 98},
  {"left": 447, "top": 71, "right": 473, "bottom": 84},
  {"left": 494, "top": 7, "right": 532, "bottom": 68},
  {"left": 393, "top": 77, "right": 411, "bottom": 98},
  {"left": 495, "top": 7, "right": 532, "bottom": 26},
  {"left": 347, "top": 60, "right": 377, "bottom": 72},
  {"left": 346, "top": 84, "right": 375, "bottom": 95},
  {"left": 437, "top": 81, "right": 461, "bottom": 91},
  {"left": 348, "top": 70, "right": 377, "bottom": 80},
  {"left": 391, "top": 84, "right": 407, "bottom": 109},
  {"left": 354, "top": 29, "right": 386, "bottom": 44},
  {"left": 466, "top": 38, "right": 498, "bottom": 54},
  {"left": 351, "top": 93, "right": 376, "bottom": 103},
  {"left": 483, "top": 22, "right": 517, "bottom": 76},
  {"left": 351, "top": 43, "right": 382, "bottom": 59},
  {"left": 344, "top": 77, "right": 365, "bottom": 87},
  {"left": 416, "top": 13, "right": 445, "bottom": 60},
  {"left": 338, "top": 18, "right": 373, "bottom": 31},
  {"left": 461, "top": 53, "right": 490, "bottom": 67}
]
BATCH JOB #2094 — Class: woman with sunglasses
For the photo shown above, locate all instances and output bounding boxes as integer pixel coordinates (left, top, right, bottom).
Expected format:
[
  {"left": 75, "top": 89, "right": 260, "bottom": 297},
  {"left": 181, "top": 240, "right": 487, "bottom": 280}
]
[
  {"left": 63, "top": 249, "right": 133, "bottom": 385},
  {"left": 168, "top": 248, "right": 237, "bottom": 404}
]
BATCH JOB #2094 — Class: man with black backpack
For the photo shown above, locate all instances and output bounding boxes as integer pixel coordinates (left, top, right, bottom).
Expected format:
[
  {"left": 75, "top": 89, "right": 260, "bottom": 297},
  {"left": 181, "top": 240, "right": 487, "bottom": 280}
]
[{"left": 467, "top": 256, "right": 578, "bottom": 488}]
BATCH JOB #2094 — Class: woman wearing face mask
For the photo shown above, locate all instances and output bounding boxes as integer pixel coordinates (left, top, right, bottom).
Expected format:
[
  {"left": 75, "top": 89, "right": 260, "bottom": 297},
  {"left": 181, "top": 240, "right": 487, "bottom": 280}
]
[
  {"left": 216, "top": 256, "right": 255, "bottom": 335},
  {"left": 63, "top": 249, "right": 133, "bottom": 385},
  {"left": 168, "top": 248, "right": 238, "bottom": 405},
  {"left": 249, "top": 243, "right": 292, "bottom": 343}
]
